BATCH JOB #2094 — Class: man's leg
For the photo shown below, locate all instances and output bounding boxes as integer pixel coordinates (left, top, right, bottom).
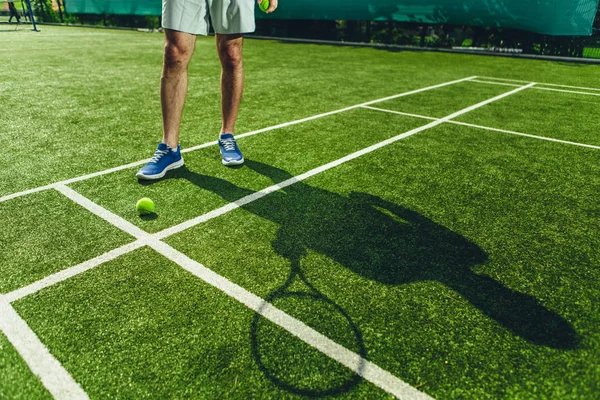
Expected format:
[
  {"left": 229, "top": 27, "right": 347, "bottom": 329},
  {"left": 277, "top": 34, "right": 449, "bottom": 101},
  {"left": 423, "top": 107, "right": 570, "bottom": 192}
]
[
  {"left": 216, "top": 33, "right": 245, "bottom": 166},
  {"left": 162, "top": 29, "right": 197, "bottom": 149},
  {"left": 136, "top": 29, "right": 194, "bottom": 180},
  {"left": 216, "top": 34, "right": 244, "bottom": 134}
]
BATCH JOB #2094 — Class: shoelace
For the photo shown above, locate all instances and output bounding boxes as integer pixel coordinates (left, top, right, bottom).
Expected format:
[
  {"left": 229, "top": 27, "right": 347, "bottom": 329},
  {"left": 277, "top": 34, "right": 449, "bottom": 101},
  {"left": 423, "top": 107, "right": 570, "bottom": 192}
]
[
  {"left": 150, "top": 149, "right": 169, "bottom": 163},
  {"left": 220, "top": 138, "right": 237, "bottom": 152}
]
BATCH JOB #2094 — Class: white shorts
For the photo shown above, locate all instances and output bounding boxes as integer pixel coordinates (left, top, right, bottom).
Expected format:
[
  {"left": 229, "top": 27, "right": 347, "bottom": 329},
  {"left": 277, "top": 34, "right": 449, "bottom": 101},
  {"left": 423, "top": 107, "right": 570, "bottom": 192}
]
[{"left": 162, "top": 0, "right": 256, "bottom": 36}]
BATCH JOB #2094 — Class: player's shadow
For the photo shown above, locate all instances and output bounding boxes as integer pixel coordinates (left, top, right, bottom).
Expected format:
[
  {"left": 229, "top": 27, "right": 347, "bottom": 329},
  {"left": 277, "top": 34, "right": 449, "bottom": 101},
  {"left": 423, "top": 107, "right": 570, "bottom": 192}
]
[
  {"left": 172, "top": 160, "right": 578, "bottom": 392},
  {"left": 175, "top": 161, "right": 579, "bottom": 348}
]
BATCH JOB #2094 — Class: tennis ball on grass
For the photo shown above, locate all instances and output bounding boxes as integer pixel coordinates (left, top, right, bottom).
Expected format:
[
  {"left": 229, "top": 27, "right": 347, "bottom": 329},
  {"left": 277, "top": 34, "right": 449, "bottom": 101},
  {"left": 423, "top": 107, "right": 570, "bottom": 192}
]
[
  {"left": 259, "top": 0, "right": 269, "bottom": 12},
  {"left": 136, "top": 198, "right": 155, "bottom": 215}
]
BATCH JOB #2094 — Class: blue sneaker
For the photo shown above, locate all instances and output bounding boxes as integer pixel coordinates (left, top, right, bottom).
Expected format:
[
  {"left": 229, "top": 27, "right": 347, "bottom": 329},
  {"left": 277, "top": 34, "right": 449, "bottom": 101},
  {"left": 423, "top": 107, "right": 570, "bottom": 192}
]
[
  {"left": 136, "top": 143, "right": 184, "bottom": 180},
  {"left": 218, "top": 134, "right": 244, "bottom": 166}
]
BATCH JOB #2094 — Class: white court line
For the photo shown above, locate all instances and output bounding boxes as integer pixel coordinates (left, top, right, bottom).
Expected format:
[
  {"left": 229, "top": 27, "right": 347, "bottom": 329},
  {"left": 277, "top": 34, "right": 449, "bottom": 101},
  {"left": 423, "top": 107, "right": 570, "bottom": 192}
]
[
  {"left": 4, "top": 241, "right": 146, "bottom": 303},
  {"left": 479, "top": 76, "right": 600, "bottom": 92},
  {"left": 0, "top": 76, "right": 476, "bottom": 204},
  {"left": 362, "top": 106, "right": 600, "bottom": 150},
  {"left": 478, "top": 77, "right": 543, "bottom": 84},
  {"left": 470, "top": 79, "right": 522, "bottom": 87},
  {"left": 155, "top": 83, "right": 535, "bottom": 240},
  {"left": 54, "top": 185, "right": 152, "bottom": 240},
  {"left": 534, "top": 86, "right": 600, "bottom": 97},
  {"left": 0, "top": 300, "right": 89, "bottom": 400},
  {"left": 470, "top": 79, "right": 600, "bottom": 97},
  {"left": 53, "top": 182, "right": 432, "bottom": 399}
]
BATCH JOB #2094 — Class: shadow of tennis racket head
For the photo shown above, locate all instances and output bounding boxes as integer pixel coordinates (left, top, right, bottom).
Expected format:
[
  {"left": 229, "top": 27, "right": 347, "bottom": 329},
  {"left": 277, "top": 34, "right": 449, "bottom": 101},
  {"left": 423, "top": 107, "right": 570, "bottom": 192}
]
[{"left": 250, "top": 260, "right": 367, "bottom": 397}]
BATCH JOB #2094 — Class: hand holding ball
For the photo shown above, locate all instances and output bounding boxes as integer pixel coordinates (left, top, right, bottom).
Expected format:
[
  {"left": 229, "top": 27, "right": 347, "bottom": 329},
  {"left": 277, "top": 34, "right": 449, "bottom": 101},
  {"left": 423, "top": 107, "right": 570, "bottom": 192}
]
[{"left": 259, "top": 0, "right": 269, "bottom": 12}]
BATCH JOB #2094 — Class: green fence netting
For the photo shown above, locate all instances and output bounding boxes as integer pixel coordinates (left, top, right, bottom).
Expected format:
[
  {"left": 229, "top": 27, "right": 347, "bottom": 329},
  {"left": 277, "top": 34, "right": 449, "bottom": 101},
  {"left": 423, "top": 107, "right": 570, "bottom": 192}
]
[
  {"left": 65, "top": 0, "right": 599, "bottom": 36},
  {"left": 65, "top": 0, "right": 160, "bottom": 16}
]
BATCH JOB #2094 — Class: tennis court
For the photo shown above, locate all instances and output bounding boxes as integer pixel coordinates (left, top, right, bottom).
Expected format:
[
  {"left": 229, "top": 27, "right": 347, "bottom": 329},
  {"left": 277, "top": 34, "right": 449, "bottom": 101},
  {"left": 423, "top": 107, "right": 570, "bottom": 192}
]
[{"left": 1, "top": 26, "right": 599, "bottom": 399}]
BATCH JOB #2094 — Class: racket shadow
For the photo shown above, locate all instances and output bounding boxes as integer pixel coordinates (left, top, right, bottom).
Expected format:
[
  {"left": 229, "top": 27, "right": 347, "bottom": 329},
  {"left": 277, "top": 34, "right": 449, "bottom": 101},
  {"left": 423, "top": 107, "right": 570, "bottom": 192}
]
[{"left": 249, "top": 255, "right": 368, "bottom": 396}]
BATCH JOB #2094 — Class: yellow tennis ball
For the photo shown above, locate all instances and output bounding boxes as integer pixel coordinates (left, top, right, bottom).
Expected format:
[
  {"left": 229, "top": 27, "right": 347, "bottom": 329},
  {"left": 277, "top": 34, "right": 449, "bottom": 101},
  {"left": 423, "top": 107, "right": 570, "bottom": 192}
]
[
  {"left": 259, "top": 0, "right": 269, "bottom": 12},
  {"left": 136, "top": 197, "right": 155, "bottom": 215}
]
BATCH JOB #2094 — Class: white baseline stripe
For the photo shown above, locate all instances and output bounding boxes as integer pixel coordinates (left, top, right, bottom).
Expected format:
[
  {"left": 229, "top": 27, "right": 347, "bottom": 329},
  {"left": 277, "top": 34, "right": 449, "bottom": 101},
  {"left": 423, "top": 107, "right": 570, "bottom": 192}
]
[
  {"left": 155, "top": 83, "right": 535, "bottom": 240},
  {"left": 477, "top": 77, "right": 539, "bottom": 84},
  {"left": 470, "top": 79, "right": 600, "bottom": 97},
  {"left": 54, "top": 186, "right": 431, "bottom": 399},
  {"left": 4, "top": 241, "right": 146, "bottom": 303},
  {"left": 0, "top": 300, "right": 89, "bottom": 400},
  {"left": 0, "top": 76, "right": 476, "bottom": 204},
  {"left": 479, "top": 76, "right": 600, "bottom": 92},
  {"left": 469, "top": 79, "right": 522, "bottom": 87},
  {"left": 362, "top": 106, "right": 600, "bottom": 150},
  {"left": 0, "top": 183, "right": 59, "bottom": 204},
  {"left": 534, "top": 86, "right": 600, "bottom": 97}
]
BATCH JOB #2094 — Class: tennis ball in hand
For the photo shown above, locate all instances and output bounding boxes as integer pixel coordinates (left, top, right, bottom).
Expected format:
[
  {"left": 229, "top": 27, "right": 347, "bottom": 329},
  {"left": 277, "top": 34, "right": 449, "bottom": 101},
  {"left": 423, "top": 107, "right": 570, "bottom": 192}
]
[
  {"left": 259, "top": 0, "right": 269, "bottom": 12},
  {"left": 136, "top": 198, "right": 155, "bottom": 215}
]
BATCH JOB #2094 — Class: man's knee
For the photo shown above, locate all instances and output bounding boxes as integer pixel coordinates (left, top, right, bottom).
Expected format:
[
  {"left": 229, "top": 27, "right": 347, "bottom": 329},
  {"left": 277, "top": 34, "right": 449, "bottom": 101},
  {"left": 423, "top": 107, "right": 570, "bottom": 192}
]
[
  {"left": 217, "top": 38, "right": 243, "bottom": 70},
  {"left": 163, "top": 39, "right": 194, "bottom": 69}
]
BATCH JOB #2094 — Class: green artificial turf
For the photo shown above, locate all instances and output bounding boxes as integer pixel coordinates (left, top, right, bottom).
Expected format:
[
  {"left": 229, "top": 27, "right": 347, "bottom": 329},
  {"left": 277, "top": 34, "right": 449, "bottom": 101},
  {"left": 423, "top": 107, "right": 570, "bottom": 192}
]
[
  {"left": 373, "top": 81, "right": 511, "bottom": 118},
  {"left": 165, "top": 119, "right": 600, "bottom": 398},
  {"left": 0, "top": 189, "right": 133, "bottom": 293},
  {"left": 13, "top": 247, "right": 390, "bottom": 399},
  {"left": 2, "top": 25, "right": 600, "bottom": 400},
  {"left": 0, "top": 332, "right": 51, "bottom": 400},
  {"left": 456, "top": 84, "right": 600, "bottom": 146},
  {"left": 70, "top": 109, "right": 426, "bottom": 233},
  {"left": 3, "top": 26, "right": 600, "bottom": 198}
]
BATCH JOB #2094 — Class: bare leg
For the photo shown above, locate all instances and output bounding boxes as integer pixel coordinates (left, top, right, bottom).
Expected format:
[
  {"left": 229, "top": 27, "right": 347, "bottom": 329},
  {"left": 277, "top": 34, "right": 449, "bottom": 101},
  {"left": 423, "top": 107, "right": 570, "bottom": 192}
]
[
  {"left": 161, "top": 29, "right": 196, "bottom": 149},
  {"left": 216, "top": 34, "right": 244, "bottom": 134}
]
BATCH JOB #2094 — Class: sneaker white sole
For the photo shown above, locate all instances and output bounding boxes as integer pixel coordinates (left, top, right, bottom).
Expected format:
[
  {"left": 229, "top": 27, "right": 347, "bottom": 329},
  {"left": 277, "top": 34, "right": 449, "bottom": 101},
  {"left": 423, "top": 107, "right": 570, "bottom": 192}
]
[
  {"left": 136, "top": 159, "right": 185, "bottom": 180},
  {"left": 222, "top": 157, "right": 244, "bottom": 166}
]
